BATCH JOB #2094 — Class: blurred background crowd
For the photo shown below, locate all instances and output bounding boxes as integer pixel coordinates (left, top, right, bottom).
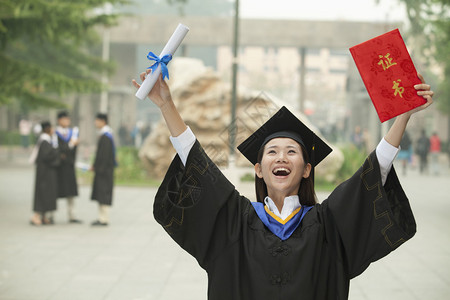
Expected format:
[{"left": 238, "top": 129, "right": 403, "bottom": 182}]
[{"left": 1, "top": 0, "right": 449, "bottom": 184}]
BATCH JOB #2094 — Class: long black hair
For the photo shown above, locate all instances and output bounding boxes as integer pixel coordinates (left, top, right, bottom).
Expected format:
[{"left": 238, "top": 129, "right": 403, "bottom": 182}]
[{"left": 254, "top": 140, "right": 317, "bottom": 206}]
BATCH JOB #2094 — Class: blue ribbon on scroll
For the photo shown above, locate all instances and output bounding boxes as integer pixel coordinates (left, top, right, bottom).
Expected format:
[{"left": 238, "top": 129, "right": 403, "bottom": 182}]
[{"left": 146, "top": 52, "right": 173, "bottom": 80}]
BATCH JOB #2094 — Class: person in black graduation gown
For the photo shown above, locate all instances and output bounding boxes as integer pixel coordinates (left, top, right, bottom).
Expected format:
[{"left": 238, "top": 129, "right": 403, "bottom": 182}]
[
  {"left": 55, "top": 111, "right": 82, "bottom": 223},
  {"left": 91, "top": 113, "right": 116, "bottom": 226},
  {"left": 132, "top": 72, "right": 434, "bottom": 299},
  {"left": 30, "top": 121, "right": 60, "bottom": 226}
]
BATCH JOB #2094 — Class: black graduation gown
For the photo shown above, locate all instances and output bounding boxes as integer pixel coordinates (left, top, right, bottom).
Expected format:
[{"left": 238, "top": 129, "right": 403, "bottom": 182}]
[
  {"left": 91, "top": 134, "right": 115, "bottom": 205},
  {"left": 154, "top": 141, "right": 416, "bottom": 300},
  {"left": 56, "top": 133, "right": 78, "bottom": 197},
  {"left": 33, "top": 140, "right": 60, "bottom": 213}
]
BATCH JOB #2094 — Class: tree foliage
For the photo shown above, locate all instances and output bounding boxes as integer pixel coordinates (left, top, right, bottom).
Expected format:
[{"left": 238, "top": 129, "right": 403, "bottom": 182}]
[
  {"left": 394, "top": 0, "right": 450, "bottom": 114},
  {"left": 0, "top": 0, "right": 128, "bottom": 109}
]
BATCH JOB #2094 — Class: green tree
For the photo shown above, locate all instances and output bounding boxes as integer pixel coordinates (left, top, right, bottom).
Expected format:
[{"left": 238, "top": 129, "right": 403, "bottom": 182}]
[
  {"left": 392, "top": 0, "right": 450, "bottom": 114},
  {"left": 0, "top": 0, "right": 128, "bottom": 109}
]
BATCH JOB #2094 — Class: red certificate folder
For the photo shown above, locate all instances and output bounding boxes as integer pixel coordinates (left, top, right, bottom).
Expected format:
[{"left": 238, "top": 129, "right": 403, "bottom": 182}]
[{"left": 349, "top": 28, "right": 425, "bottom": 122}]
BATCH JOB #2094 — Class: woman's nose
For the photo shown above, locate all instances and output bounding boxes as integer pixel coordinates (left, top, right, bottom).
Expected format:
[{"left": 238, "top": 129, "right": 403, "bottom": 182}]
[{"left": 276, "top": 152, "right": 287, "bottom": 162}]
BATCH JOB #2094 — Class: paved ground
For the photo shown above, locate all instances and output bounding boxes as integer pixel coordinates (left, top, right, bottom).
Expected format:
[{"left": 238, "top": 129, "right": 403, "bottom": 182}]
[{"left": 0, "top": 146, "right": 449, "bottom": 299}]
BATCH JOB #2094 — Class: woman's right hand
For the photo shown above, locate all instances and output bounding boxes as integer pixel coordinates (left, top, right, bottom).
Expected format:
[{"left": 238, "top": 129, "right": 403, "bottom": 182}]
[{"left": 132, "top": 71, "right": 172, "bottom": 108}]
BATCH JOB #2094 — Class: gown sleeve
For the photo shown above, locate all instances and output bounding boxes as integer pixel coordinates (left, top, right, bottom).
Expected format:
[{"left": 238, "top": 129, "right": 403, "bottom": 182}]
[
  {"left": 153, "top": 140, "right": 250, "bottom": 269},
  {"left": 40, "top": 141, "right": 60, "bottom": 167},
  {"left": 321, "top": 150, "right": 416, "bottom": 279}
]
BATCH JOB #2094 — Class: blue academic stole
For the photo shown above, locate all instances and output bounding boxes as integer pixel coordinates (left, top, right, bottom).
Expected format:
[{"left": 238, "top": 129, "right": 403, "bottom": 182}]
[
  {"left": 56, "top": 128, "right": 73, "bottom": 143},
  {"left": 251, "top": 202, "right": 313, "bottom": 241}
]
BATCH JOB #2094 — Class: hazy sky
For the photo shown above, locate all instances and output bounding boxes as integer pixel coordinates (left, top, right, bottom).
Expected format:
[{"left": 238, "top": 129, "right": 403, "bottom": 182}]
[{"left": 240, "top": 0, "right": 407, "bottom": 22}]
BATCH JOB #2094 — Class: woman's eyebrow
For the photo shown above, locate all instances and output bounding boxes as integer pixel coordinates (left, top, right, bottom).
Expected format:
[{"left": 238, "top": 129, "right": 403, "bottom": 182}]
[{"left": 266, "top": 144, "right": 299, "bottom": 149}]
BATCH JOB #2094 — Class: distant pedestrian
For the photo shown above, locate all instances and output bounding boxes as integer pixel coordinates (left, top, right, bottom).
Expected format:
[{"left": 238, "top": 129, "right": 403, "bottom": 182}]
[
  {"left": 397, "top": 131, "right": 412, "bottom": 175},
  {"left": 429, "top": 132, "right": 441, "bottom": 175},
  {"left": 416, "top": 129, "right": 430, "bottom": 174},
  {"left": 118, "top": 123, "right": 130, "bottom": 146},
  {"left": 55, "top": 111, "right": 82, "bottom": 223},
  {"left": 19, "top": 118, "right": 32, "bottom": 149},
  {"left": 91, "top": 113, "right": 116, "bottom": 226},
  {"left": 351, "top": 125, "right": 363, "bottom": 151},
  {"left": 29, "top": 121, "right": 60, "bottom": 226},
  {"left": 131, "top": 121, "right": 143, "bottom": 147}
]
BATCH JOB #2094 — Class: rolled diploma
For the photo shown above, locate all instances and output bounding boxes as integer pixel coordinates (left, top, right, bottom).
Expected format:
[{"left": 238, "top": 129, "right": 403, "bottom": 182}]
[
  {"left": 69, "top": 126, "right": 79, "bottom": 148},
  {"left": 135, "top": 23, "right": 190, "bottom": 100},
  {"left": 72, "top": 126, "right": 79, "bottom": 139}
]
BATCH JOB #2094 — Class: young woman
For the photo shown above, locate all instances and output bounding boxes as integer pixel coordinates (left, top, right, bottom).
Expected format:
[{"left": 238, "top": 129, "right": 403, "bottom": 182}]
[
  {"left": 30, "top": 121, "right": 60, "bottom": 226},
  {"left": 132, "top": 72, "right": 433, "bottom": 299}
]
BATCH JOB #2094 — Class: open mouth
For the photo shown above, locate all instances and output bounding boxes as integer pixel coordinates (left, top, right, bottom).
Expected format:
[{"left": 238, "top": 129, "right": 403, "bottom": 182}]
[{"left": 272, "top": 167, "right": 291, "bottom": 177}]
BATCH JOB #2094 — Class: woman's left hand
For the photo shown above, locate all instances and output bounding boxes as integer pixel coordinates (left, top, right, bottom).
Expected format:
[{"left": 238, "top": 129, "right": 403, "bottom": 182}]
[
  {"left": 385, "top": 73, "right": 434, "bottom": 148},
  {"left": 406, "top": 73, "right": 434, "bottom": 116}
]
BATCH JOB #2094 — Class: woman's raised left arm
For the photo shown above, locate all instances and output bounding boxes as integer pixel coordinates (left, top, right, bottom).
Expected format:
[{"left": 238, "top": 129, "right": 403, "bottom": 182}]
[{"left": 384, "top": 73, "right": 434, "bottom": 148}]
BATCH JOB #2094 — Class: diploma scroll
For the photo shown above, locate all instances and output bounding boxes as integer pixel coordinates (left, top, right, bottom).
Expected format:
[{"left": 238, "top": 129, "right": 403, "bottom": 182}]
[
  {"left": 135, "top": 23, "right": 190, "bottom": 100},
  {"left": 72, "top": 127, "right": 79, "bottom": 140}
]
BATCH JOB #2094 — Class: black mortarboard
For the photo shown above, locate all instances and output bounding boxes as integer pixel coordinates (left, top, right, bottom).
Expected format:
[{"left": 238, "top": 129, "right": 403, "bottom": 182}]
[
  {"left": 57, "top": 111, "right": 69, "bottom": 119},
  {"left": 237, "top": 106, "right": 332, "bottom": 170},
  {"left": 96, "top": 113, "right": 108, "bottom": 123}
]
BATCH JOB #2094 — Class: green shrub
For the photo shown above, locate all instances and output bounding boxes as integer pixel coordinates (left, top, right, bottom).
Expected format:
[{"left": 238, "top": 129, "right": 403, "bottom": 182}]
[
  {"left": 77, "top": 146, "right": 161, "bottom": 187},
  {"left": 0, "top": 130, "right": 22, "bottom": 145},
  {"left": 240, "top": 172, "right": 255, "bottom": 182},
  {"left": 335, "top": 144, "right": 367, "bottom": 184},
  {"left": 314, "top": 144, "right": 366, "bottom": 191},
  {"left": 114, "top": 146, "right": 159, "bottom": 186}
]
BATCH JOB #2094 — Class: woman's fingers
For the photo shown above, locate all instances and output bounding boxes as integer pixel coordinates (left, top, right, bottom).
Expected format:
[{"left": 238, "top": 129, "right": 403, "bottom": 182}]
[
  {"left": 414, "top": 83, "right": 431, "bottom": 91},
  {"left": 133, "top": 70, "right": 153, "bottom": 90},
  {"left": 414, "top": 73, "right": 434, "bottom": 103},
  {"left": 417, "top": 90, "right": 434, "bottom": 97},
  {"left": 139, "top": 71, "right": 147, "bottom": 82},
  {"left": 131, "top": 79, "right": 141, "bottom": 89},
  {"left": 418, "top": 92, "right": 433, "bottom": 110},
  {"left": 417, "top": 73, "right": 426, "bottom": 84}
]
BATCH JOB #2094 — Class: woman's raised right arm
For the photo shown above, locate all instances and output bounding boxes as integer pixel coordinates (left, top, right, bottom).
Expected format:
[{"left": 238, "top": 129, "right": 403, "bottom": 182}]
[{"left": 132, "top": 71, "right": 187, "bottom": 137}]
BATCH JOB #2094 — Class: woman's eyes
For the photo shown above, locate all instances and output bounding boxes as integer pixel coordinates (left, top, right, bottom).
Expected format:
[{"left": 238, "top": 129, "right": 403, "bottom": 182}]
[{"left": 266, "top": 149, "right": 297, "bottom": 154}]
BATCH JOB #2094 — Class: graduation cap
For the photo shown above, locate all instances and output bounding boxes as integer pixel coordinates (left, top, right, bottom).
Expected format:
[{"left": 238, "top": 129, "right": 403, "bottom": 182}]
[{"left": 237, "top": 106, "right": 332, "bottom": 180}]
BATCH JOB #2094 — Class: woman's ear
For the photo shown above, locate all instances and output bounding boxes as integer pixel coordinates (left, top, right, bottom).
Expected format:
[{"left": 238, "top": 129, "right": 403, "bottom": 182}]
[
  {"left": 303, "top": 163, "right": 312, "bottom": 178},
  {"left": 255, "top": 163, "right": 263, "bottom": 179}
]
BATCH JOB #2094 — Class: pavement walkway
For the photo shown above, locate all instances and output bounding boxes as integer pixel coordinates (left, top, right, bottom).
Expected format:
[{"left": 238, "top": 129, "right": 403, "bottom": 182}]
[{"left": 0, "top": 146, "right": 449, "bottom": 299}]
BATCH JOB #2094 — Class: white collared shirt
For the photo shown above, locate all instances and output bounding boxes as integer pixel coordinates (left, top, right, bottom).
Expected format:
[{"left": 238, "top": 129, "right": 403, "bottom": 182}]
[
  {"left": 264, "top": 195, "right": 301, "bottom": 220},
  {"left": 98, "top": 125, "right": 113, "bottom": 136}
]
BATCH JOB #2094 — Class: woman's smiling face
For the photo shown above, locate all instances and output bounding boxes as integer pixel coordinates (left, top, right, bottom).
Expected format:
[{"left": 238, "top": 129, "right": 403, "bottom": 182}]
[{"left": 255, "top": 137, "right": 311, "bottom": 200}]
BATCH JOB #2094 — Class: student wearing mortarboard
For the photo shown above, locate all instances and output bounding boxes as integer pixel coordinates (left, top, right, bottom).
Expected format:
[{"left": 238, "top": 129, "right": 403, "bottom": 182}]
[
  {"left": 29, "top": 121, "right": 60, "bottom": 226},
  {"left": 55, "top": 111, "right": 82, "bottom": 223},
  {"left": 132, "top": 72, "right": 433, "bottom": 299},
  {"left": 91, "top": 113, "right": 116, "bottom": 226}
]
